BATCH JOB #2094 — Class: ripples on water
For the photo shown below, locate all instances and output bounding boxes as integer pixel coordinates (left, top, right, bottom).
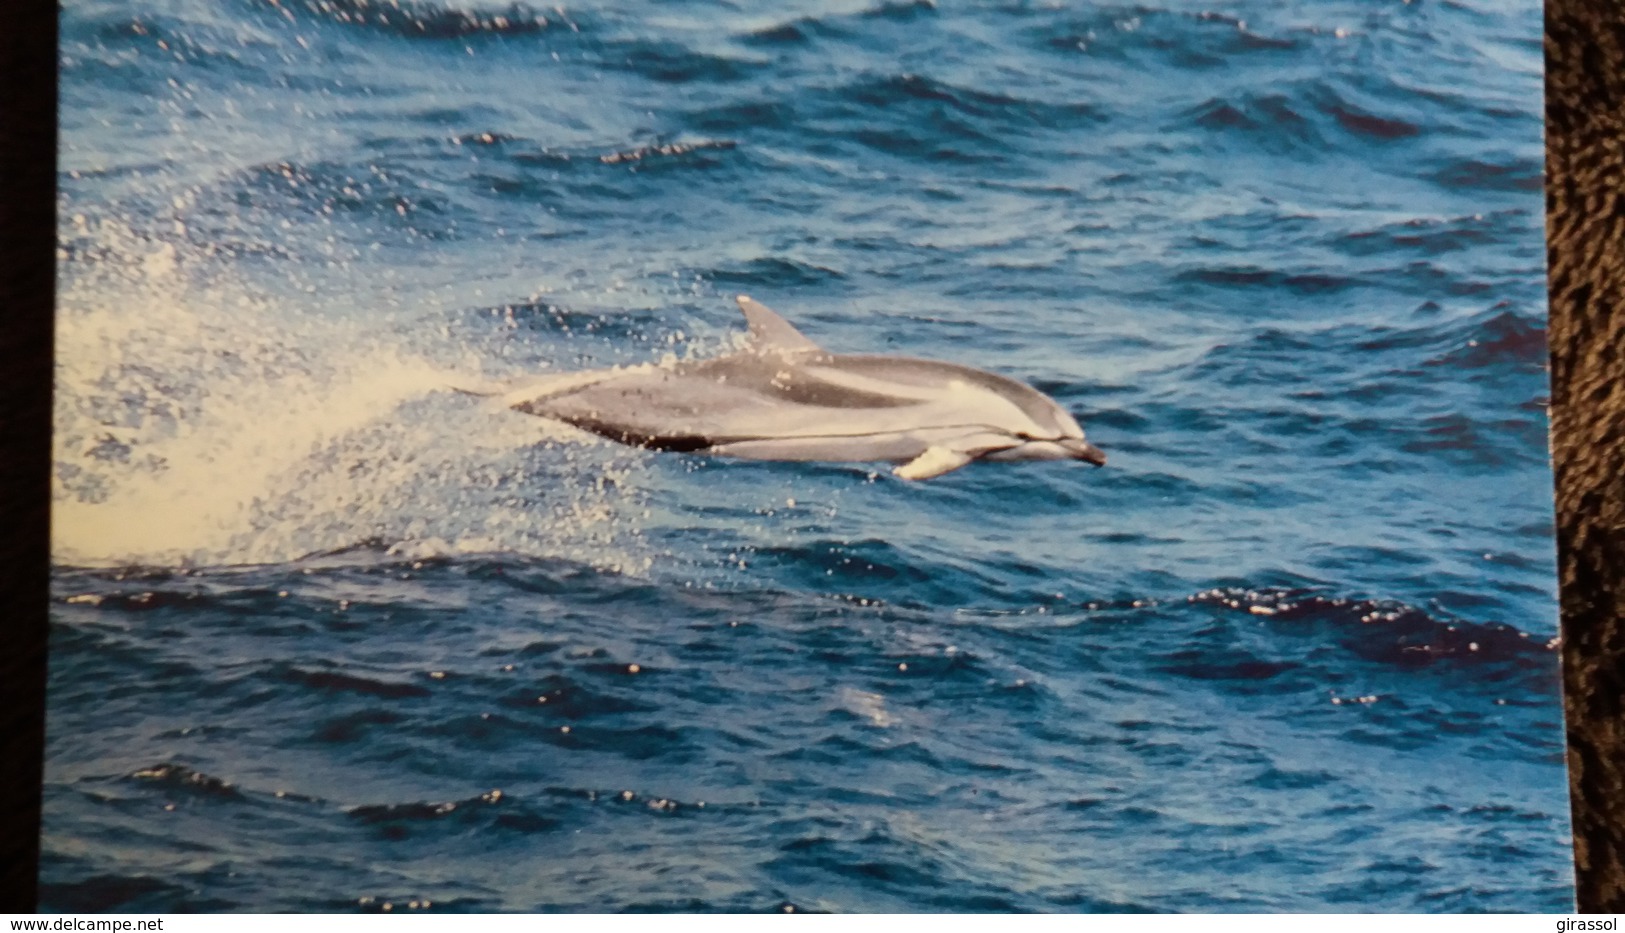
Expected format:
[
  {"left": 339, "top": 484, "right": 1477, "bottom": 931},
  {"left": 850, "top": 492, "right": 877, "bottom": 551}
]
[{"left": 48, "top": 0, "right": 1569, "bottom": 912}]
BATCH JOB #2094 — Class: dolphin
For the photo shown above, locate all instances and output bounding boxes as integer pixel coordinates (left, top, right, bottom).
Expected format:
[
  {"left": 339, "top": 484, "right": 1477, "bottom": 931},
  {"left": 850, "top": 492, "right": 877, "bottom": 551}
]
[{"left": 481, "top": 296, "right": 1106, "bottom": 481}]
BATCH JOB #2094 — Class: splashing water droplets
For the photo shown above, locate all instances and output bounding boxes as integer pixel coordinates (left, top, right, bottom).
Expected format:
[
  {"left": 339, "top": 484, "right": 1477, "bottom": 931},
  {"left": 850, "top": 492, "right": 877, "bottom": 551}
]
[{"left": 53, "top": 217, "right": 659, "bottom": 572}]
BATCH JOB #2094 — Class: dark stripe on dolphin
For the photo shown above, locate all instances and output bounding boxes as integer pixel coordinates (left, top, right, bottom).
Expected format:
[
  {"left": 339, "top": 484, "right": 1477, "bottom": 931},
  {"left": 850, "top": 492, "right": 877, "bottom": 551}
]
[
  {"left": 558, "top": 418, "right": 715, "bottom": 452},
  {"left": 559, "top": 416, "right": 1067, "bottom": 454}
]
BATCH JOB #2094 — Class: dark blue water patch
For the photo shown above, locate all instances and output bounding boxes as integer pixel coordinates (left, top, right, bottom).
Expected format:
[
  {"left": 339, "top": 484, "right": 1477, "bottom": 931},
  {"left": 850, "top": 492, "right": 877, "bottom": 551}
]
[
  {"left": 60, "top": 7, "right": 278, "bottom": 83},
  {"left": 1186, "top": 93, "right": 1322, "bottom": 152},
  {"left": 851, "top": 0, "right": 939, "bottom": 25},
  {"left": 744, "top": 538, "right": 979, "bottom": 607},
  {"left": 1154, "top": 649, "right": 1303, "bottom": 691},
  {"left": 456, "top": 137, "right": 756, "bottom": 222},
  {"left": 846, "top": 126, "right": 1005, "bottom": 168},
  {"left": 738, "top": 20, "right": 814, "bottom": 48},
  {"left": 462, "top": 558, "right": 666, "bottom": 606},
  {"left": 1383, "top": 78, "right": 1540, "bottom": 133},
  {"left": 1176, "top": 311, "right": 1549, "bottom": 444},
  {"left": 1343, "top": 304, "right": 1543, "bottom": 365},
  {"left": 1056, "top": 893, "right": 1177, "bottom": 914},
  {"left": 312, "top": 708, "right": 408, "bottom": 744},
  {"left": 349, "top": 895, "right": 489, "bottom": 913},
  {"left": 704, "top": 256, "right": 847, "bottom": 290},
  {"left": 39, "top": 868, "right": 235, "bottom": 913},
  {"left": 1422, "top": 307, "right": 1548, "bottom": 371},
  {"left": 683, "top": 98, "right": 800, "bottom": 136},
  {"left": 495, "top": 671, "right": 652, "bottom": 720},
  {"left": 741, "top": 0, "right": 942, "bottom": 50},
  {"left": 589, "top": 37, "right": 765, "bottom": 85},
  {"left": 1186, "top": 586, "right": 1557, "bottom": 682},
  {"left": 1172, "top": 264, "right": 1365, "bottom": 296},
  {"left": 1321, "top": 98, "right": 1422, "bottom": 141},
  {"left": 1337, "top": 210, "right": 1527, "bottom": 257},
  {"left": 348, "top": 788, "right": 558, "bottom": 838},
  {"left": 765, "top": 823, "right": 1028, "bottom": 912},
  {"left": 761, "top": 71, "right": 1104, "bottom": 170},
  {"left": 1372, "top": 412, "right": 1545, "bottom": 475},
  {"left": 840, "top": 73, "right": 1106, "bottom": 135},
  {"left": 1246, "top": 765, "right": 1339, "bottom": 791},
  {"left": 1428, "top": 155, "right": 1544, "bottom": 193},
  {"left": 280, "top": 664, "right": 434, "bottom": 699}
]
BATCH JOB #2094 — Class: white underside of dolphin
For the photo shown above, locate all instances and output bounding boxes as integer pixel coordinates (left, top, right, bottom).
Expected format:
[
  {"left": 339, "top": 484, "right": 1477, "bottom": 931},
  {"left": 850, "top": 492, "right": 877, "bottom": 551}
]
[{"left": 473, "top": 296, "right": 1106, "bottom": 481}]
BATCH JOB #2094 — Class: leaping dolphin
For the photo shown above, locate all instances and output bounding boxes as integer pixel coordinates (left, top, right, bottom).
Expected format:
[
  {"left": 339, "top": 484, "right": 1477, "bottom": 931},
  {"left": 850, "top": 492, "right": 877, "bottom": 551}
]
[{"left": 478, "top": 296, "right": 1106, "bottom": 481}]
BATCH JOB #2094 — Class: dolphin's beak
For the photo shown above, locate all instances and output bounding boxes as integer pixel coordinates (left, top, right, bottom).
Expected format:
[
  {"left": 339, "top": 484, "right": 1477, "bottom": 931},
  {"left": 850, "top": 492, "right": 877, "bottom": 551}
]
[{"left": 1063, "top": 438, "right": 1107, "bottom": 467}]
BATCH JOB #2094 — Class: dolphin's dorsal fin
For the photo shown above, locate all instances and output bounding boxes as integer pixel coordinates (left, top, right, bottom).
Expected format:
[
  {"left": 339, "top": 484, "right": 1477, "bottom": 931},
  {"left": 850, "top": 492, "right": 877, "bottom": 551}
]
[{"left": 736, "top": 295, "right": 822, "bottom": 355}]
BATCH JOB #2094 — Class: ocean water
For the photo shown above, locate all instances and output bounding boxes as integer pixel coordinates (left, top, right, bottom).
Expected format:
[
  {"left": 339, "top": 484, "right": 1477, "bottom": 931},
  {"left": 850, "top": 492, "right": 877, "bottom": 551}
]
[{"left": 46, "top": 0, "right": 1571, "bottom": 912}]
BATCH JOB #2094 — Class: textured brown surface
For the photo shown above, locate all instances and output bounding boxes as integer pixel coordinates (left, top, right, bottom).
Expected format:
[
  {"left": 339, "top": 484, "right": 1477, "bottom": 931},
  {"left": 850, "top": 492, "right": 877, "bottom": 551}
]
[
  {"left": 1548, "top": 0, "right": 1625, "bottom": 914},
  {"left": 0, "top": 0, "right": 57, "bottom": 912}
]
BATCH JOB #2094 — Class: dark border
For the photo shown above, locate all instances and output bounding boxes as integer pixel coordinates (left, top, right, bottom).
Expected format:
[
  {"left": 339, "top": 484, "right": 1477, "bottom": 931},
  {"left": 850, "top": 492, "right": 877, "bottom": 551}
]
[
  {"left": 4, "top": 0, "right": 1622, "bottom": 914},
  {"left": 0, "top": 0, "right": 58, "bottom": 913}
]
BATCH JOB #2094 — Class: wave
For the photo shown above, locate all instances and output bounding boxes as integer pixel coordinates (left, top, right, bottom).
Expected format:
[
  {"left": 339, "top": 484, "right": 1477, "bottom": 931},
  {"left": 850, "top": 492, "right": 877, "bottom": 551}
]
[
  {"left": 840, "top": 73, "right": 1104, "bottom": 133},
  {"left": 507, "top": 137, "right": 739, "bottom": 169},
  {"left": 1187, "top": 586, "right": 1556, "bottom": 668},
  {"left": 1183, "top": 79, "right": 1431, "bottom": 157},
  {"left": 1038, "top": 7, "right": 1308, "bottom": 68},
  {"left": 127, "top": 763, "right": 246, "bottom": 800},
  {"left": 1337, "top": 209, "right": 1526, "bottom": 257},
  {"left": 741, "top": 1, "right": 939, "bottom": 47},
  {"left": 1173, "top": 264, "right": 1363, "bottom": 294},
  {"left": 1191, "top": 304, "right": 1547, "bottom": 376},
  {"left": 61, "top": 8, "right": 272, "bottom": 76},
  {"left": 1428, "top": 155, "right": 1544, "bottom": 193},
  {"left": 1187, "top": 93, "right": 1321, "bottom": 149},
  {"left": 54, "top": 547, "right": 1558, "bottom": 684},
  {"left": 589, "top": 36, "right": 763, "bottom": 84},
  {"left": 702, "top": 256, "right": 846, "bottom": 289},
  {"left": 38, "top": 872, "right": 230, "bottom": 913},
  {"left": 119, "top": 761, "right": 712, "bottom": 829},
  {"left": 264, "top": 0, "right": 556, "bottom": 39},
  {"left": 348, "top": 788, "right": 561, "bottom": 835},
  {"left": 1422, "top": 306, "right": 1547, "bottom": 370},
  {"left": 793, "top": 72, "right": 1106, "bottom": 166}
]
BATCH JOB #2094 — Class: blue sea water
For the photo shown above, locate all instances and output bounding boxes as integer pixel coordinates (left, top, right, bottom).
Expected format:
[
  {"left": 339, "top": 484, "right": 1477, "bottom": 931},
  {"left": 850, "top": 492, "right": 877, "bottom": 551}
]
[{"left": 46, "top": 0, "right": 1570, "bottom": 912}]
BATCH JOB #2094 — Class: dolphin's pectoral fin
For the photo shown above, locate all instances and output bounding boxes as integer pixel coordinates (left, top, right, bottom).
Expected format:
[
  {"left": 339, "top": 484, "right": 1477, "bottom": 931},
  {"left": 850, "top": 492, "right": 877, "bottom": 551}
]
[
  {"left": 894, "top": 432, "right": 1023, "bottom": 480},
  {"left": 736, "top": 295, "right": 823, "bottom": 356},
  {"left": 894, "top": 446, "right": 975, "bottom": 481}
]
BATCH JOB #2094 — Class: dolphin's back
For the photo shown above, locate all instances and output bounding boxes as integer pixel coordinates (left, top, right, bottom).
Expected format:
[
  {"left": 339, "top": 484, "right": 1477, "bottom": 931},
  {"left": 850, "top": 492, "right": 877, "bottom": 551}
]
[{"left": 817, "top": 354, "right": 1084, "bottom": 439}]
